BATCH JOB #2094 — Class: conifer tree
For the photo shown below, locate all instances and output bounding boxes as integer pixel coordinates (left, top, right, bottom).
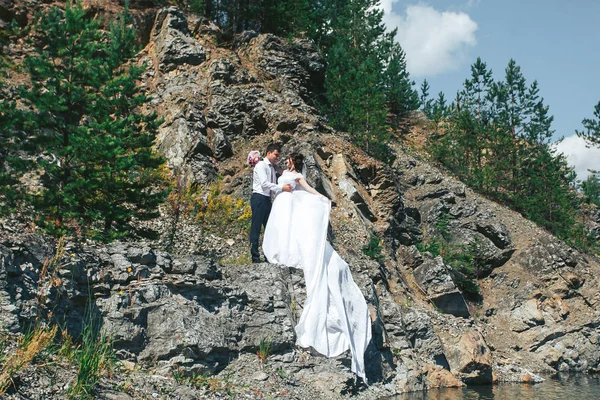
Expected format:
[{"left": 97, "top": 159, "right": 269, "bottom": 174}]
[
  {"left": 382, "top": 38, "right": 419, "bottom": 120},
  {"left": 0, "top": 79, "right": 21, "bottom": 214},
  {"left": 489, "top": 60, "right": 532, "bottom": 195},
  {"left": 455, "top": 60, "right": 494, "bottom": 177},
  {"left": 20, "top": 1, "right": 167, "bottom": 240},
  {"left": 517, "top": 147, "right": 578, "bottom": 238},
  {"left": 581, "top": 171, "right": 600, "bottom": 206},
  {"left": 462, "top": 57, "right": 493, "bottom": 123},
  {"left": 431, "top": 92, "right": 448, "bottom": 122},
  {"left": 426, "top": 57, "right": 585, "bottom": 248},
  {"left": 419, "top": 79, "right": 433, "bottom": 118},
  {"left": 493, "top": 59, "right": 529, "bottom": 135},
  {"left": 0, "top": 22, "right": 29, "bottom": 213},
  {"left": 199, "top": 0, "right": 320, "bottom": 37},
  {"left": 260, "top": 0, "right": 317, "bottom": 38},
  {"left": 576, "top": 101, "right": 600, "bottom": 147},
  {"left": 324, "top": 0, "right": 390, "bottom": 158}
]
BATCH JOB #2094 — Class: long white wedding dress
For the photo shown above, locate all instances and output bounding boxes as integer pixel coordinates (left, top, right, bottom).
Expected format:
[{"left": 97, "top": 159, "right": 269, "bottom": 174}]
[{"left": 263, "top": 170, "right": 372, "bottom": 381}]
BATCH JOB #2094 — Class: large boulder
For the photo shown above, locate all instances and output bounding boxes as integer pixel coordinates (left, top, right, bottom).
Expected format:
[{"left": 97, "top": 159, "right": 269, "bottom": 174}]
[
  {"left": 510, "top": 298, "right": 545, "bottom": 332},
  {"left": 440, "top": 329, "right": 493, "bottom": 384},
  {"left": 413, "top": 256, "right": 470, "bottom": 318}
]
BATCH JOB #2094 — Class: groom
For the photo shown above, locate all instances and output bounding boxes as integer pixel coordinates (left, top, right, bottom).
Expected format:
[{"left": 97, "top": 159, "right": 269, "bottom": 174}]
[{"left": 250, "top": 143, "right": 292, "bottom": 263}]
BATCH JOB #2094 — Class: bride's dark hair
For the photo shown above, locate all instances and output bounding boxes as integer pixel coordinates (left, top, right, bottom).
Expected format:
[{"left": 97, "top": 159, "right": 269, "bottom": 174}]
[{"left": 289, "top": 152, "right": 304, "bottom": 172}]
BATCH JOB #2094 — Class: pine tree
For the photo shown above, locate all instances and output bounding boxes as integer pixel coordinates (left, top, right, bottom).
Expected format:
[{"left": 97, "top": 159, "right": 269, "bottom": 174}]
[
  {"left": 581, "top": 171, "right": 600, "bottom": 206},
  {"left": 426, "top": 57, "right": 585, "bottom": 248},
  {"left": 454, "top": 59, "right": 494, "bottom": 178},
  {"left": 518, "top": 147, "right": 578, "bottom": 238},
  {"left": 431, "top": 92, "right": 448, "bottom": 122},
  {"left": 260, "top": 0, "right": 317, "bottom": 38},
  {"left": 419, "top": 79, "right": 434, "bottom": 118},
  {"left": 0, "top": 79, "right": 22, "bottom": 214},
  {"left": 382, "top": 37, "right": 419, "bottom": 121},
  {"left": 576, "top": 101, "right": 600, "bottom": 147},
  {"left": 489, "top": 59, "right": 531, "bottom": 196},
  {"left": 462, "top": 57, "right": 493, "bottom": 123},
  {"left": 19, "top": 1, "right": 167, "bottom": 240},
  {"left": 0, "top": 21, "right": 30, "bottom": 214},
  {"left": 323, "top": 0, "right": 390, "bottom": 159}
]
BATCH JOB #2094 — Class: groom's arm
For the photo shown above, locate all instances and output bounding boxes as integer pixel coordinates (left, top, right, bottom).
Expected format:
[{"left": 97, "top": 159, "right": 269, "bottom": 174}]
[{"left": 255, "top": 162, "right": 283, "bottom": 194}]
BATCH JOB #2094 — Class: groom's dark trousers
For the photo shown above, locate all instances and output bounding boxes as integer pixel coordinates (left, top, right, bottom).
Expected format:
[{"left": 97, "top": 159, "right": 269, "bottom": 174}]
[{"left": 250, "top": 193, "right": 272, "bottom": 263}]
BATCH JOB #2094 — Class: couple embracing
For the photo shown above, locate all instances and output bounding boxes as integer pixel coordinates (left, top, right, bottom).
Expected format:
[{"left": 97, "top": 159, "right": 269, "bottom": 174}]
[{"left": 249, "top": 143, "right": 372, "bottom": 381}]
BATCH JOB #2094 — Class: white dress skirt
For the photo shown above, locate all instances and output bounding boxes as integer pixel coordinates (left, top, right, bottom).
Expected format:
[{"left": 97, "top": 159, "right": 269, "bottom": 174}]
[{"left": 263, "top": 171, "right": 372, "bottom": 381}]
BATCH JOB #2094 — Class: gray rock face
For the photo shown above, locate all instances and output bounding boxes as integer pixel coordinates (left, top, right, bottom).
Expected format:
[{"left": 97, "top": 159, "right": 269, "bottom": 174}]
[
  {"left": 242, "top": 34, "right": 326, "bottom": 102},
  {"left": 145, "top": 9, "right": 326, "bottom": 186},
  {"left": 0, "top": 231, "right": 498, "bottom": 396},
  {"left": 401, "top": 308, "right": 447, "bottom": 367},
  {"left": 585, "top": 207, "right": 600, "bottom": 242},
  {"left": 152, "top": 7, "right": 207, "bottom": 71},
  {"left": 0, "top": 243, "right": 20, "bottom": 332},
  {"left": 535, "top": 329, "right": 600, "bottom": 372},
  {"left": 451, "top": 226, "right": 516, "bottom": 278},
  {"left": 330, "top": 154, "right": 377, "bottom": 223},
  {"left": 493, "top": 362, "right": 544, "bottom": 383},
  {"left": 510, "top": 299, "right": 545, "bottom": 332},
  {"left": 0, "top": 235, "right": 82, "bottom": 334},
  {"left": 98, "top": 249, "right": 298, "bottom": 375},
  {"left": 100, "top": 264, "right": 295, "bottom": 375},
  {"left": 413, "top": 256, "right": 470, "bottom": 318},
  {"left": 400, "top": 161, "right": 517, "bottom": 279},
  {"left": 474, "top": 221, "right": 512, "bottom": 249},
  {"left": 0, "top": 235, "right": 297, "bottom": 377},
  {"left": 516, "top": 236, "right": 579, "bottom": 276},
  {"left": 0, "top": 0, "right": 29, "bottom": 27}
]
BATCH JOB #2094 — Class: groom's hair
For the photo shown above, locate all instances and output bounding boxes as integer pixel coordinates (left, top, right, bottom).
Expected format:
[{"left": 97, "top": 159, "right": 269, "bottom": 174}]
[
  {"left": 265, "top": 143, "right": 281, "bottom": 154},
  {"left": 290, "top": 152, "right": 304, "bottom": 172}
]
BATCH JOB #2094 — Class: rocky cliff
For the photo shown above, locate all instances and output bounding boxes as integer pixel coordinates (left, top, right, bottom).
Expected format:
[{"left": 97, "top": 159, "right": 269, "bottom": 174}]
[{"left": 1, "top": 3, "right": 600, "bottom": 399}]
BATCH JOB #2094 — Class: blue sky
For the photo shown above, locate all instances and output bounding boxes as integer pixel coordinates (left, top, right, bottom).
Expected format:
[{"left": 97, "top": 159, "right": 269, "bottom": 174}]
[{"left": 380, "top": 0, "right": 600, "bottom": 179}]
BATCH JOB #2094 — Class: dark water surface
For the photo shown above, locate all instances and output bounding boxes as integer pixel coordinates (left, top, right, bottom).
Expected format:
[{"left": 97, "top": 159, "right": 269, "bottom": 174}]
[{"left": 394, "top": 374, "right": 600, "bottom": 400}]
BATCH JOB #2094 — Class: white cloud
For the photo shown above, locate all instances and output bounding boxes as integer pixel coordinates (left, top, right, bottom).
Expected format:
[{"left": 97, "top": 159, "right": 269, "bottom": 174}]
[
  {"left": 379, "top": 2, "right": 478, "bottom": 77},
  {"left": 554, "top": 135, "right": 600, "bottom": 180}
]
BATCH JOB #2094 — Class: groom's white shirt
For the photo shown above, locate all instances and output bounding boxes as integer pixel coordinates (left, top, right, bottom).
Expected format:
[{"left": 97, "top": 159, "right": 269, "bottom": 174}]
[{"left": 253, "top": 158, "right": 282, "bottom": 197}]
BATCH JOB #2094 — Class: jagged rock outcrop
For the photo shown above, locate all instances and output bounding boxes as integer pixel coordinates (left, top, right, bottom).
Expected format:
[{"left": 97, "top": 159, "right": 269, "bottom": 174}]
[
  {"left": 153, "top": 7, "right": 207, "bottom": 71},
  {"left": 144, "top": 7, "right": 326, "bottom": 185},
  {"left": 392, "top": 147, "right": 600, "bottom": 375}
]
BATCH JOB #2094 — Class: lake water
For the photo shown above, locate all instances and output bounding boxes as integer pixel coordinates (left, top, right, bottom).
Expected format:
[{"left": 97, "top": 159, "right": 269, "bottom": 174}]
[{"left": 395, "top": 374, "right": 600, "bottom": 400}]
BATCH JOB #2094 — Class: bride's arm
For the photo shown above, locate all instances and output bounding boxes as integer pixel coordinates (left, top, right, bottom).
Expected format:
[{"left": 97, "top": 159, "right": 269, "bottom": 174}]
[{"left": 296, "top": 177, "right": 328, "bottom": 199}]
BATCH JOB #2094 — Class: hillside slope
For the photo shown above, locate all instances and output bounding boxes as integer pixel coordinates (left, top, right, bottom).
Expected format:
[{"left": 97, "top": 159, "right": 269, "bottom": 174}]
[{"left": 1, "top": 3, "right": 599, "bottom": 399}]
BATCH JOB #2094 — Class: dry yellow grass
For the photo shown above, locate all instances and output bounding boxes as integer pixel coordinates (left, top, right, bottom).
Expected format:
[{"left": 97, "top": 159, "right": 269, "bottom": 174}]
[{"left": 0, "top": 325, "right": 58, "bottom": 395}]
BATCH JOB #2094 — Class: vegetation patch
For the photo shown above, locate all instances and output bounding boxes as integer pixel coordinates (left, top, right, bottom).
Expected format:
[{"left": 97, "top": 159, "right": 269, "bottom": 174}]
[
  {"left": 0, "top": 326, "right": 58, "bottom": 395},
  {"left": 165, "top": 178, "right": 251, "bottom": 251},
  {"left": 416, "top": 216, "right": 482, "bottom": 301},
  {"left": 362, "top": 232, "right": 384, "bottom": 262}
]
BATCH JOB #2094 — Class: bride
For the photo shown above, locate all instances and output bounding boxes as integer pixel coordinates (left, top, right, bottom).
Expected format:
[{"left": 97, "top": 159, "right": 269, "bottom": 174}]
[{"left": 263, "top": 152, "right": 372, "bottom": 381}]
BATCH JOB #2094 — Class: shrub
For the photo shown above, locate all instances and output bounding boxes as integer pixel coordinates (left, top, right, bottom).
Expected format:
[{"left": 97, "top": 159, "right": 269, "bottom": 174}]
[{"left": 362, "top": 232, "right": 384, "bottom": 262}]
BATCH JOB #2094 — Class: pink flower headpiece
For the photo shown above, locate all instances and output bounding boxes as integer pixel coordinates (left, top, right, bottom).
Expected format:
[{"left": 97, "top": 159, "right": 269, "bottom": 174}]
[{"left": 247, "top": 150, "right": 261, "bottom": 167}]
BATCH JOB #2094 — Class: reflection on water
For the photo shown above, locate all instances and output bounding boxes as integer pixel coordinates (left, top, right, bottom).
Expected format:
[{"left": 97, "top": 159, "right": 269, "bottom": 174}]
[{"left": 394, "top": 374, "right": 600, "bottom": 400}]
